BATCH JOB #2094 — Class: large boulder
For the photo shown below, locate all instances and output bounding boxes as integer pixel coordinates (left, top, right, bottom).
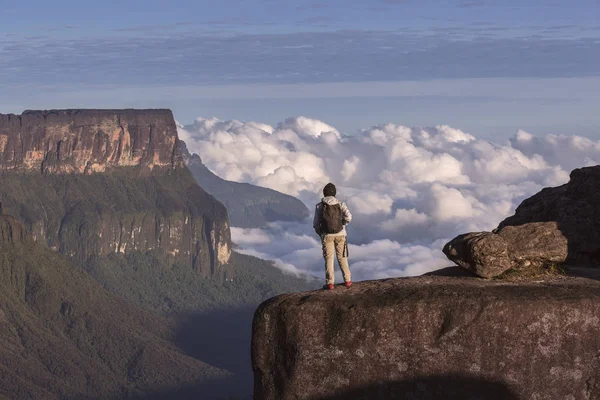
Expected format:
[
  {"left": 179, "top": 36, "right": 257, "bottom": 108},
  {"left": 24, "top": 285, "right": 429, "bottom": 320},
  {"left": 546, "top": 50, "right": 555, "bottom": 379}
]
[
  {"left": 252, "top": 275, "right": 600, "bottom": 400},
  {"left": 444, "top": 222, "right": 568, "bottom": 278},
  {"left": 444, "top": 166, "right": 600, "bottom": 278}
]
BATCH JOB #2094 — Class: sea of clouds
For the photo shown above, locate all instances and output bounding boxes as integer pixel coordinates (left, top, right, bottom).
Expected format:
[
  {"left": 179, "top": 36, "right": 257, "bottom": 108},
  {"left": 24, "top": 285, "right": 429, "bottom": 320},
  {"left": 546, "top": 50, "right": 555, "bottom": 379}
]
[{"left": 178, "top": 117, "right": 600, "bottom": 281}]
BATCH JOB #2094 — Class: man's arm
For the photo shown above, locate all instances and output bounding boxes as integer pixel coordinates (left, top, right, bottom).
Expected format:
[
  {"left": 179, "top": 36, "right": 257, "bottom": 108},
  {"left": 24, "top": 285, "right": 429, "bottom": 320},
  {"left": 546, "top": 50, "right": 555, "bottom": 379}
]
[{"left": 341, "top": 202, "right": 352, "bottom": 226}]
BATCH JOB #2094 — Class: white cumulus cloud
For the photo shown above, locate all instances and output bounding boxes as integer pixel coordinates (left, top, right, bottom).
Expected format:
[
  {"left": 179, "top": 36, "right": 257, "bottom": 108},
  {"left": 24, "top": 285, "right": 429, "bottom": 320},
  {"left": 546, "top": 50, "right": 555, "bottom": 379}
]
[{"left": 180, "top": 116, "right": 595, "bottom": 280}]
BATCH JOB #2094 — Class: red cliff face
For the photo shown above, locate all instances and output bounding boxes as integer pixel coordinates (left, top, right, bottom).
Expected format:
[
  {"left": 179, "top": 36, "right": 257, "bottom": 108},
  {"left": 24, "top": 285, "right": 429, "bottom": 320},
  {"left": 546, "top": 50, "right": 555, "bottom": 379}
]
[
  {"left": 0, "top": 109, "right": 231, "bottom": 278},
  {"left": 0, "top": 109, "right": 182, "bottom": 174}
]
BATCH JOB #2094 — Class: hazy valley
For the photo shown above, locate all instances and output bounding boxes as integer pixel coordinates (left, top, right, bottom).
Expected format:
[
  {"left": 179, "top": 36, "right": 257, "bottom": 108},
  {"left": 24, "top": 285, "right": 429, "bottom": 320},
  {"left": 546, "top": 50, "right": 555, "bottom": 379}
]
[{"left": 0, "top": 109, "right": 317, "bottom": 399}]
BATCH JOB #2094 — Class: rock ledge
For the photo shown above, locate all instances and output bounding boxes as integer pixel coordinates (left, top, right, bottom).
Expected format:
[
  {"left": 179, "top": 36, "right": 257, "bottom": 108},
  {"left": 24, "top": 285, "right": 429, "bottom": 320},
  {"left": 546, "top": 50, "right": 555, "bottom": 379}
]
[{"left": 252, "top": 273, "right": 600, "bottom": 400}]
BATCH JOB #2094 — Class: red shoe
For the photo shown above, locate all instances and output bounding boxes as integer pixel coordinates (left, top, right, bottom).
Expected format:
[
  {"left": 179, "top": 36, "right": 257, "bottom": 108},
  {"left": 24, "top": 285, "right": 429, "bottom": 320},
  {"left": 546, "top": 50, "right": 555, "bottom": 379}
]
[
  {"left": 345, "top": 281, "right": 352, "bottom": 288},
  {"left": 323, "top": 283, "right": 334, "bottom": 290}
]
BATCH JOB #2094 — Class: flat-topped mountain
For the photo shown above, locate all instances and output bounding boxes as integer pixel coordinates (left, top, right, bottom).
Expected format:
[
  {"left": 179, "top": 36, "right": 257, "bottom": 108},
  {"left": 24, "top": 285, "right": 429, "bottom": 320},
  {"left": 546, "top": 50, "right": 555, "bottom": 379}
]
[
  {"left": 0, "top": 109, "right": 231, "bottom": 278},
  {"left": 0, "top": 109, "right": 182, "bottom": 174},
  {"left": 0, "top": 108, "right": 319, "bottom": 398}
]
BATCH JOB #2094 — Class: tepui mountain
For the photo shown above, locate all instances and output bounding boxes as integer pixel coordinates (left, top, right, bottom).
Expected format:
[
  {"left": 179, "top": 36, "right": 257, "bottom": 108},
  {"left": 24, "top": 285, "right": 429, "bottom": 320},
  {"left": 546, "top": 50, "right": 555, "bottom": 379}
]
[{"left": 0, "top": 108, "right": 317, "bottom": 399}]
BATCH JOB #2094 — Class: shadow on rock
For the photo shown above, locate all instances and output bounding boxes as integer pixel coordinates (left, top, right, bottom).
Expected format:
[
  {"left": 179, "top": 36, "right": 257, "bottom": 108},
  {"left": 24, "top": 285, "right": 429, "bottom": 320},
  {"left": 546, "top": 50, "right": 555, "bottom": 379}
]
[
  {"left": 423, "top": 266, "right": 474, "bottom": 277},
  {"left": 315, "top": 375, "right": 519, "bottom": 400},
  {"left": 565, "top": 266, "right": 600, "bottom": 281}
]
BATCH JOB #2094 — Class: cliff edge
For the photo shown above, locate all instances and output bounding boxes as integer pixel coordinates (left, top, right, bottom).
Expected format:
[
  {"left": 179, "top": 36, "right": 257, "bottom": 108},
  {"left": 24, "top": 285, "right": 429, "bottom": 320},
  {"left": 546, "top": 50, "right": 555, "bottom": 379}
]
[
  {"left": 0, "top": 109, "right": 230, "bottom": 277},
  {"left": 0, "top": 109, "right": 182, "bottom": 174},
  {"left": 252, "top": 272, "right": 600, "bottom": 400}
]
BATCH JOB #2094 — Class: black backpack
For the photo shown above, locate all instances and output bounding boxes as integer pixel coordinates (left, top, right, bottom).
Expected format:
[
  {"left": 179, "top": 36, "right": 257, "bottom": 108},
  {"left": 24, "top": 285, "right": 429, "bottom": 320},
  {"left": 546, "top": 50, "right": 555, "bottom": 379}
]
[{"left": 321, "top": 202, "right": 343, "bottom": 234}]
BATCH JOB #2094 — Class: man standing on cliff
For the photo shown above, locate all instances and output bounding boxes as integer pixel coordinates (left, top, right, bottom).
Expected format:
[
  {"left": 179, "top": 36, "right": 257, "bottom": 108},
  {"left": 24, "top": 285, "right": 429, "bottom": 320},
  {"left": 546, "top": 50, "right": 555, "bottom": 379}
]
[{"left": 313, "top": 183, "right": 353, "bottom": 290}]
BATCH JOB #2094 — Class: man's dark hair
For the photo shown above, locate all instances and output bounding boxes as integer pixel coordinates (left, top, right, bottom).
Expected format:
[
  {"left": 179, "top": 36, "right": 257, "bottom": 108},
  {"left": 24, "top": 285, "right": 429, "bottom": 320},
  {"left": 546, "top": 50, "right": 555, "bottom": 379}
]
[{"left": 323, "top": 183, "right": 337, "bottom": 197}]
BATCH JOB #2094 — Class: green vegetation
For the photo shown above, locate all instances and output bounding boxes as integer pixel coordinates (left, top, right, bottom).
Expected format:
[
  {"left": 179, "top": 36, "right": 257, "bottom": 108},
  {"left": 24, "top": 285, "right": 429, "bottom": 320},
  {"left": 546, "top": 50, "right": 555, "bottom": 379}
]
[
  {"left": 0, "top": 166, "right": 226, "bottom": 226},
  {"left": 0, "top": 164, "right": 319, "bottom": 399},
  {"left": 493, "top": 262, "right": 567, "bottom": 281},
  {"left": 0, "top": 167, "right": 228, "bottom": 277},
  {"left": 83, "top": 250, "right": 319, "bottom": 314},
  {"left": 0, "top": 164, "right": 319, "bottom": 323},
  {"left": 0, "top": 228, "right": 230, "bottom": 399}
]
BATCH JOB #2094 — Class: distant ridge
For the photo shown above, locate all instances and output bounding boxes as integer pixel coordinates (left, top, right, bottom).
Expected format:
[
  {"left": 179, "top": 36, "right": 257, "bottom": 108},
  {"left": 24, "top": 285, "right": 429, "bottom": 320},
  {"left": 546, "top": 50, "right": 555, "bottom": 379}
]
[{"left": 181, "top": 141, "right": 309, "bottom": 228}]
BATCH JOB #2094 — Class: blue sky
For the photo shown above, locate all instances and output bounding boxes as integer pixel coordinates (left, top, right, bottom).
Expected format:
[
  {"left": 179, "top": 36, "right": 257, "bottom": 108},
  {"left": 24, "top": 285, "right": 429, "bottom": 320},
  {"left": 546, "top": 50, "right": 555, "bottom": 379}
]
[{"left": 2, "top": 0, "right": 599, "bottom": 137}]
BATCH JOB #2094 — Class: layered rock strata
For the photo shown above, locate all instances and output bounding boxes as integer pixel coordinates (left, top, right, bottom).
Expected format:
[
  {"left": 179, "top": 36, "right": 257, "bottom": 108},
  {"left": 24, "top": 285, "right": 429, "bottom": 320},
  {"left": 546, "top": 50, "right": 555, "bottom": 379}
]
[
  {"left": 0, "top": 110, "right": 231, "bottom": 278},
  {"left": 0, "top": 109, "right": 182, "bottom": 173}
]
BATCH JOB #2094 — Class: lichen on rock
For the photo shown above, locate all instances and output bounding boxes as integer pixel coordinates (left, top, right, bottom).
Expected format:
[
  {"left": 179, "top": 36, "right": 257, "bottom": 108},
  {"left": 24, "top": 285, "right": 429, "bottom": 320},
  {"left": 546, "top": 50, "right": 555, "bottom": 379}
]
[{"left": 252, "top": 275, "right": 600, "bottom": 400}]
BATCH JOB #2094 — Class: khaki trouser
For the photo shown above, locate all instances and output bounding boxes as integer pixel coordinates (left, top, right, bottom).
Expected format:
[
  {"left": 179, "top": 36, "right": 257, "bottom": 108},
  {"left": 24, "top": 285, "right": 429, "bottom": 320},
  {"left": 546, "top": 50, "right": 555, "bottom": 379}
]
[{"left": 322, "top": 235, "right": 351, "bottom": 285}]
